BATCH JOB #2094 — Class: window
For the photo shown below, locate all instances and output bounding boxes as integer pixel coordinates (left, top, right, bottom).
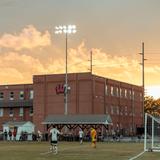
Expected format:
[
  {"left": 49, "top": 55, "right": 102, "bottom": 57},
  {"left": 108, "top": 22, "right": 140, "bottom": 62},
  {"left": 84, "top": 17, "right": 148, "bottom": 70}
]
[
  {"left": 125, "top": 89, "right": 127, "bottom": 98},
  {"left": 29, "top": 90, "right": 34, "bottom": 99},
  {"left": 105, "top": 105, "right": 109, "bottom": 114},
  {"left": 125, "top": 106, "right": 128, "bottom": 115},
  {"left": 0, "top": 108, "right": 3, "bottom": 117},
  {"left": 110, "top": 105, "right": 114, "bottom": 115},
  {"left": 19, "top": 91, "right": 24, "bottom": 100},
  {"left": 113, "top": 106, "right": 117, "bottom": 115},
  {"left": 129, "top": 90, "right": 132, "bottom": 99},
  {"left": 19, "top": 108, "right": 24, "bottom": 116},
  {"left": 120, "top": 106, "right": 123, "bottom": 115},
  {"left": 0, "top": 92, "right": 4, "bottom": 100},
  {"left": 120, "top": 88, "right": 123, "bottom": 97},
  {"left": 10, "top": 92, "right": 14, "bottom": 100},
  {"left": 132, "top": 91, "right": 135, "bottom": 100},
  {"left": 105, "top": 85, "right": 108, "bottom": 95},
  {"left": 111, "top": 86, "right": 114, "bottom": 96},
  {"left": 117, "top": 106, "right": 119, "bottom": 115},
  {"left": 116, "top": 87, "right": 119, "bottom": 97},
  {"left": 9, "top": 108, "right": 14, "bottom": 117},
  {"left": 140, "top": 93, "right": 142, "bottom": 101},
  {"left": 29, "top": 107, "right": 33, "bottom": 116}
]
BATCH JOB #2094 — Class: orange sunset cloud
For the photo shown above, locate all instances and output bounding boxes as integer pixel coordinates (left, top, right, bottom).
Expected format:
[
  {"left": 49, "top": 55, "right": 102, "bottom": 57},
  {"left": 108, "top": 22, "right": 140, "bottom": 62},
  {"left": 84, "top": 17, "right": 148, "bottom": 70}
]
[{"left": 0, "top": 25, "right": 159, "bottom": 90}]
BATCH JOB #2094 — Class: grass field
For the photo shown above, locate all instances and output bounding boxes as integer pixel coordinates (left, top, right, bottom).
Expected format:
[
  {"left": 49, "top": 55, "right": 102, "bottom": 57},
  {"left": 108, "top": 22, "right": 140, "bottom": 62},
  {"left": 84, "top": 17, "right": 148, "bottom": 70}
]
[{"left": 0, "top": 141, "right": 160, "bottom": 160}]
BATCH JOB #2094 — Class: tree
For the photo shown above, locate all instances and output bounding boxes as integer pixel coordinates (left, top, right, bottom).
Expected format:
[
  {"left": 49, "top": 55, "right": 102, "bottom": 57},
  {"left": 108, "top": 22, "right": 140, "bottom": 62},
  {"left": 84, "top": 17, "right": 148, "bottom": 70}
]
[{"left": 144, "top": 96, "right": 160, "bottom": 116}]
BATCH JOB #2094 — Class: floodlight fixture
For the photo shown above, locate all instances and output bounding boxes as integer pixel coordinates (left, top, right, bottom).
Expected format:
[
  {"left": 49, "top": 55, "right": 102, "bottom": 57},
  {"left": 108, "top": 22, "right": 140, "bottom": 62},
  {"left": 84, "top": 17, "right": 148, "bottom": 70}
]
[{"left": 55, "top": 25, "right": 77, "bottom": 34}]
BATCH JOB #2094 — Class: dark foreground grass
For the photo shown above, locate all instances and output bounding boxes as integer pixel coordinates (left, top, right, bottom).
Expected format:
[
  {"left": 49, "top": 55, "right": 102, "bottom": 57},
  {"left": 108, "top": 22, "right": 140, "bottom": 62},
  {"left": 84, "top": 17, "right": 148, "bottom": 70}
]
[{"left": 0, "top": 141, "right": 159, "bottom": 160}]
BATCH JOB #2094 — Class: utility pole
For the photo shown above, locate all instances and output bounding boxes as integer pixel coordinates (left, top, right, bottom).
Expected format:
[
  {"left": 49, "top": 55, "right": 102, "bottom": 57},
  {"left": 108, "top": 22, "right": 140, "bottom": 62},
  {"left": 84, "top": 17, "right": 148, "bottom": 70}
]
[
  {"left": 90, "top": 50, "right": 93, "bottom": 74},
  {"left": 64, "top": 32, "right": 68, "bottom": 115},
  {"left": 139, "top": 42, "right": 147, "bottom": 123},
  {"left": 131, "top": 86, "right": 135, "bottom": 135}
]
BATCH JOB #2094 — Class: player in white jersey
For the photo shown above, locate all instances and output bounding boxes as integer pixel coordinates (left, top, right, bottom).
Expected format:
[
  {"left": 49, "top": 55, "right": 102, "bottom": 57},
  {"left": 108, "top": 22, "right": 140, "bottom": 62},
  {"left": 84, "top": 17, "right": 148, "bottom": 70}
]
[
  {"left": 79, "top": 128, "right": 84, "bottom": 144},
  {"left": 49, "top": 125, "right": 60, "bottom": 154}
]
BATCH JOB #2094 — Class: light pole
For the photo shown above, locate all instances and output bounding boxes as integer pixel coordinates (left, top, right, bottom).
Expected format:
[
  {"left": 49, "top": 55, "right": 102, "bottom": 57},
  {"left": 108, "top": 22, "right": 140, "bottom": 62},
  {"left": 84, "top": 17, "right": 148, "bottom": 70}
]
[
  {"left": 139, "top": 42, "right": 147, "bottom": 123},
  {"left": 55, "top": 25, "right": 77, "bottom": 115}
]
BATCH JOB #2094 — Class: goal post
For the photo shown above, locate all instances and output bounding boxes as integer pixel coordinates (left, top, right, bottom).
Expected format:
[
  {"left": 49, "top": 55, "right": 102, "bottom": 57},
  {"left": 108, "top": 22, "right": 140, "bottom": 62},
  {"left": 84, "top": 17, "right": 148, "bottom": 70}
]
[
  {"left": 129, "top": 113, "right": 160, "bottom": 160},
  {"left": 144, "top": 113, "right": 160, "bottom": 152}
]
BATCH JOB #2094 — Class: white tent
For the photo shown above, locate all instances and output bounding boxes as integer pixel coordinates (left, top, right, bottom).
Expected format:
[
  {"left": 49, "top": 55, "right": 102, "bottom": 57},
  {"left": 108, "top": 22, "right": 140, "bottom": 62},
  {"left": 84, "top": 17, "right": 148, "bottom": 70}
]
[{"left": 3, "top": 121, "right": 35, "bottom": 141}]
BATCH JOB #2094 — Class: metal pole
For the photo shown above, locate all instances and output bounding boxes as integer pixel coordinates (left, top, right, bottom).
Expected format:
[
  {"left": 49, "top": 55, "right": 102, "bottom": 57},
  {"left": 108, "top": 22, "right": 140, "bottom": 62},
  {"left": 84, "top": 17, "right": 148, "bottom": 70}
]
[
  {"left": 90, "top": 50, "right": 92, "bottom": 74},
  {"left": 131, "top": 87, "right": 134, "bottom": 135},
  {"left": 144, "top": 113, "right": 147, "bottom": 151},
  {"left": 142, "top": 42, "right": 145, "bottom": 123},
  {"left": 152, "top": 117, "right": 154, "bottom": 149},
  {"left": 65, "top": 33, "right": 68, "bottom": 115}
]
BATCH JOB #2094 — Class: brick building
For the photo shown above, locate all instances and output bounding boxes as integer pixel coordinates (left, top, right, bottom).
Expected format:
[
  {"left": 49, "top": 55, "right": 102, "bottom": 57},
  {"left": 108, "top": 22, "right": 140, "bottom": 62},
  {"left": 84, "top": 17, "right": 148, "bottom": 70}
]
[
  {"left": 0, "top": 72, "right": 143, "bottom": 135},
  {"left": 0, "top": 84, "right": 33, "bottom": 129}
]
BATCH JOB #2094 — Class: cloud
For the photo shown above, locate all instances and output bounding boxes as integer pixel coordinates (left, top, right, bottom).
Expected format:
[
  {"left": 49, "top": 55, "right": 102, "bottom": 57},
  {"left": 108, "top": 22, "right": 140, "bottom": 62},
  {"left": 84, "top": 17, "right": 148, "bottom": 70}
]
[
  {"left": 67, "top": 44, "right": 142, "bottom": 84},
  {"left": 0, "top": 25, "right": 159, "bottom": 86},
  {"left": 0, "top": 25, "right": 51, "bottom": 51}
]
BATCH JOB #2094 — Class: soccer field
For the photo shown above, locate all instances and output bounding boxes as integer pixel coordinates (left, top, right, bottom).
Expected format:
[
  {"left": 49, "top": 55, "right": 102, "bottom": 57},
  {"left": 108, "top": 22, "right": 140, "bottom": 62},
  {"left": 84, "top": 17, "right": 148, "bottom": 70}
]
[{"left": 0, "top": 141, "right": 160, "bottom": 160}]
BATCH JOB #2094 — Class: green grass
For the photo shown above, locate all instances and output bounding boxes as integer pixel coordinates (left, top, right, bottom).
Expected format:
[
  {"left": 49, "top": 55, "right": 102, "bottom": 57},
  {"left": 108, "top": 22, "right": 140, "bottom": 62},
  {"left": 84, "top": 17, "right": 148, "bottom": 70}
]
[{"left": 0, "top": 141, "right": 159, "bottom": 160}]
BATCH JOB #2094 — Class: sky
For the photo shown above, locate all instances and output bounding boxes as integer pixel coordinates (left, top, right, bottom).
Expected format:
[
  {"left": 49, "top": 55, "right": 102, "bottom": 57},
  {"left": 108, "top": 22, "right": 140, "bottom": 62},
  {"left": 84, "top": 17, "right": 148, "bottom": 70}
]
[{"left": 0, "top": 0, "right": 160, "bottom": 98}]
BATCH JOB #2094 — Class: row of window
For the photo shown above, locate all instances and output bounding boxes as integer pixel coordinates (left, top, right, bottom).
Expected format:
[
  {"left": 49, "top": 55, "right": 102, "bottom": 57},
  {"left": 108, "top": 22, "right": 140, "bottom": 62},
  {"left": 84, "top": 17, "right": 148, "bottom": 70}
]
[
  {"left": 0, "top": 90, "right": 34, "bottom": 100},
  {"left": 105, "top": 85, "right": 142, "bottom": 101},
  {"left": 107, "top": 105, "right": 142, "bottom": 117},
  {"left": 0, "top": 107, "right": 33, "bottom": 117}
]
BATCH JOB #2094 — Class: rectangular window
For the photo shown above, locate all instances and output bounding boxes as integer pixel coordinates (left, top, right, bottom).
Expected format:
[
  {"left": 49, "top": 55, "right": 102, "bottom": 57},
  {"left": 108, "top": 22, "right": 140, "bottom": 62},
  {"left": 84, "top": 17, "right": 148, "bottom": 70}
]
[
  {"left": 111, "top": 86, "right": 114, "bottom": 96},
  {"left": 0, "top": 108, "right": 3, "bottom": 117},
  {"left": 105, "top": 85, "right": 108, "bottom": 95},
  {"left": 110, "top": 105, "right": 114, "bottom": 115},
  {"left": 29, "top": 90, "right": 34, "bottom": 99},
  {"left": 10, "top": 92, "right": 14, "bottom": 100},
  {"left": 125, "top": 106, "right": 128, "bottom": 115},
  {"left": 29, "top": 107, "right": 33, "bottom": 116},
  {"left": 140, "top": 93, "right": 142, "bottom": 101},
  {"left": 129, "top": 90, "right": 132, "bottom": 99},
  {"left": 125, "top": 89, "right": 128, "bottom": 98},
  {"left": 9, "top": 108, "right": 14, "bottom": 117},
  {"left": 113, "top": 106, "right": 117, "bottom": 115},
  {"left": 117, "top": 106, "right": 119, "bottom": 115},
  {"left": 19, "top": 91, "right": 24, "bottom": 100},
  {"left": 120, "top": 88, "right": 123, "bottom": 97},
  {"left": 120, "top": 106, "right": 123, "bottom": 115},
  {"left": 105, "top": 105, "right": 108, "bottom": 114},
  {"left": 0, "top": 92, "right": 4, "bottom": 100},
  {"left": 132, "top": 91, "right": 135, "bottom": 100},
  {"left": 116, "top": 87, "right": 119, "bottom": 97},
  {"left": 19, "top": 108, "right": 24, "bottom": 116}
]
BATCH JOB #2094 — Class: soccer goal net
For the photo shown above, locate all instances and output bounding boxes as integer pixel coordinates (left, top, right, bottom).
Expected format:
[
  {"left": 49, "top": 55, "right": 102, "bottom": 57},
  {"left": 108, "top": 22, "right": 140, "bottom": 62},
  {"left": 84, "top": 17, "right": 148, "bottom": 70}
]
[{"left": 144, "top": 113, "right": 160, "bottom": 152}]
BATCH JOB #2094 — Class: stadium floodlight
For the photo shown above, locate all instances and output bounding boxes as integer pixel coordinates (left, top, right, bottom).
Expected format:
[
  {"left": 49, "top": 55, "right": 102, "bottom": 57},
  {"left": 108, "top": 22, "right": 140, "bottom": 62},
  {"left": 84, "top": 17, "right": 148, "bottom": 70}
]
[
  {"left": 55, "top": 25, "right": 77, "bottom": 116},
  {"left": 55, "top": 25, "right": 77, "bottom": 34}
]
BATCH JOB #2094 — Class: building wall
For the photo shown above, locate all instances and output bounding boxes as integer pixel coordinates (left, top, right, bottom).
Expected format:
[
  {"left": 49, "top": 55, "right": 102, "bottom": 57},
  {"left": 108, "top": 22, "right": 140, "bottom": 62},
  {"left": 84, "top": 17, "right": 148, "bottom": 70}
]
[
  {"left": 33, "top": 73, "right": 93, "bottom": 131},
  {"left": 0, "top": 84, "right": 33, "bottom": 130},
  {"left": 0, "top": 72, "right": 143, "bottom": 135},
  {"left": 33, "top": 72, "right": 143, "bottom": 134},
  {"left": 105, "top": 79, "right": 143, "bottom": 135}
]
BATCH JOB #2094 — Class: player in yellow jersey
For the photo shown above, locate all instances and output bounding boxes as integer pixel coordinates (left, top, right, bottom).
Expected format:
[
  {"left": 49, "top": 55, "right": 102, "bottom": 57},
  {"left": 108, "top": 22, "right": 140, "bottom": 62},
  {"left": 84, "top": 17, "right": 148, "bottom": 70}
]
[{"left": 90, "top": 127, "right": 97, "bottom": 148}]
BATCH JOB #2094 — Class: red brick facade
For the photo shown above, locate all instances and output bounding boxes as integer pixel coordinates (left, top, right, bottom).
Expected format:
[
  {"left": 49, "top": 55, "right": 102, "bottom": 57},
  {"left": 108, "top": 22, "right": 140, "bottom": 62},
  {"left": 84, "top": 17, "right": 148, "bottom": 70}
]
[
  {"left": 0, "top": 84, "right": 33, "bottom": 129},
  {"left": 0, "top": 72, "right": 143, "bottom": 135}
]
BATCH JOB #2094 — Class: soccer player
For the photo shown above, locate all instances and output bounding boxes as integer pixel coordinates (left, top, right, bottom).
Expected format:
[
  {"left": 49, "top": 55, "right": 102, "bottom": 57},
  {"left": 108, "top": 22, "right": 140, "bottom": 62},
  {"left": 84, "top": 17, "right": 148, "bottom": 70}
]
[
  {"left": 90, "top": 127, "right": 97, "bottom": 148},
  {"left": 49, "top": 125, "right": 60, "bottom": 154},
  {"left": 79, "top": 128, "right": 84, "bottom": 144}
]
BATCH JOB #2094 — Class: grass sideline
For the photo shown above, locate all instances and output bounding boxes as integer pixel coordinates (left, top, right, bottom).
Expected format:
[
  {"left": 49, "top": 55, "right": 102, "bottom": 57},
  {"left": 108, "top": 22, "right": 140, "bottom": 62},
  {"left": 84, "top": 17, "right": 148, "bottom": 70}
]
[{"left": 0, "top": 141, "right": 160, "bottom": 160}]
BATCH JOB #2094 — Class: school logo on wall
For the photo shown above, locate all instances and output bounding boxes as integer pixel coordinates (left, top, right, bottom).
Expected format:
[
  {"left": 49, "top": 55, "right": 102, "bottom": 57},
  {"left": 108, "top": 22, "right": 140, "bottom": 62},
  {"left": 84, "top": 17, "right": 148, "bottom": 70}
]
[{"left": 55, "top": 84, "right": 65, "bottom": 94}]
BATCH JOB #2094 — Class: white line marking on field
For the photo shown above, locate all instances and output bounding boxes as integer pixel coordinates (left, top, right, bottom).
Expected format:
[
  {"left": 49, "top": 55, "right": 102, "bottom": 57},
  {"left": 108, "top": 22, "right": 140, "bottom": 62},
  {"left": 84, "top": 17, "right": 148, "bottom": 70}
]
[
  {"left": 40, "top": 150, "right": 53, "bottom": 155},
  {"left": 128, "top": 151, "right": 145, "bottom": 160}
]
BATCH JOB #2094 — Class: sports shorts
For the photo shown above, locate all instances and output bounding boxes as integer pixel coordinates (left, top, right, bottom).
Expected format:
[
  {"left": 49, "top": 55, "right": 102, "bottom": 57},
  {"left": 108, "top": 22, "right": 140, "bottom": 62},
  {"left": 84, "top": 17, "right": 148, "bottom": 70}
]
[{"left": 50, "top": 140, "right": 58, "bottom": 145}]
